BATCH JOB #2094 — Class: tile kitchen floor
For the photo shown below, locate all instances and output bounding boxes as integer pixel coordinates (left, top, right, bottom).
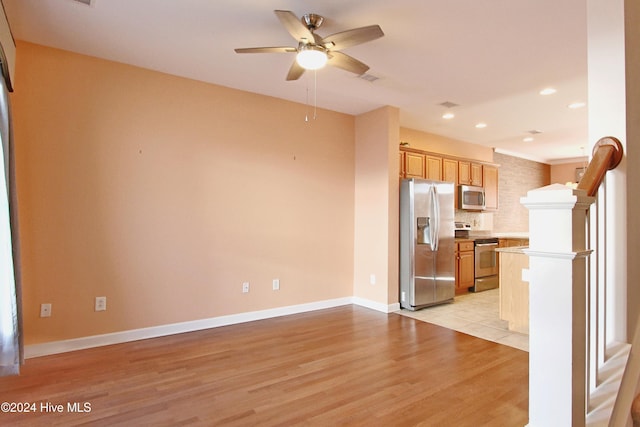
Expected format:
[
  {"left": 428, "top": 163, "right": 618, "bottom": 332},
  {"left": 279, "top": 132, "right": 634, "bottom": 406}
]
[{"left": 397, "top": 288, "right": 529, "bottom": 352}]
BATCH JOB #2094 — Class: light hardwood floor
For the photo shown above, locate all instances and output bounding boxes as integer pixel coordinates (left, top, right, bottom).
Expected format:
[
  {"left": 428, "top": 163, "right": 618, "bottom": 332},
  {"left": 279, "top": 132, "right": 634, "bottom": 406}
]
[{"left": 0, "top": 305, "right": 528, "bottom": 426}]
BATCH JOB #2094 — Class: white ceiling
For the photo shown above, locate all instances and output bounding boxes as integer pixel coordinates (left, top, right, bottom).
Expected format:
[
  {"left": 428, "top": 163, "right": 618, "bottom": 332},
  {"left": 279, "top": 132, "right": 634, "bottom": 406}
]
[{"left": 3, "top": 0, "right": 590, "bottom": 164}]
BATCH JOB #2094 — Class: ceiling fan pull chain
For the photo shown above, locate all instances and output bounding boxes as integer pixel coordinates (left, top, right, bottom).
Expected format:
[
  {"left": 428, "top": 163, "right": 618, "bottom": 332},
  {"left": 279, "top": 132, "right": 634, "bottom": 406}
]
[
  {"left": 304, "top": 75, "right": 310, "bottom": 122},
  {"left": 313, "top": 69, "right": 318, "bottom": 120}
]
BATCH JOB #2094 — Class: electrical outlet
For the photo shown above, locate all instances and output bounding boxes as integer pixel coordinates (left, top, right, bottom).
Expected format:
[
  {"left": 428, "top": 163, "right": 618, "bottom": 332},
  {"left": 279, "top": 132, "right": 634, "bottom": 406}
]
[
  {"left": 242, "top": 282, "right": 250, "bottom": 293},
  {"left": 272, "top": 279, "right": 280, "bottom": 290},
  {"left": 40, "top": 303, "right": 52, "bottom": 318},
  {"left": 95, "top": 296, "right": 107, "bottom": 311},
  {"left": 370, "top": 274, "right": 376, "bottom": 285}
]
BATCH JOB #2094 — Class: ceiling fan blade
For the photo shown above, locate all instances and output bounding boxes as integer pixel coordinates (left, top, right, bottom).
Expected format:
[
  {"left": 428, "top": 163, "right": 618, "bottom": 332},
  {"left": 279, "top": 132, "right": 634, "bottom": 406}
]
[
  {"left": 286, "top": 60, "right": 306, "bottom": 81},
  {"left": 322, "top": 25, "right": 384, "bottom": 51},
  {"left": 327, "top": 51, "right": 369, "bottom": 75},
  {"left": 234, "top": 47, "right": 297, "bottom": 54},
  {"left": 275, "top": 10, "right": 315, "bottom": 43}
]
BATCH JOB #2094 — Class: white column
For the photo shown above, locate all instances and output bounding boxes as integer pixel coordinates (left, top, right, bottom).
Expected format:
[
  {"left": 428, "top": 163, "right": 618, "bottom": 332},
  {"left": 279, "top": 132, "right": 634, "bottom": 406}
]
[{"left": 521, "top": 184, "right": 595, "bottom": 427}]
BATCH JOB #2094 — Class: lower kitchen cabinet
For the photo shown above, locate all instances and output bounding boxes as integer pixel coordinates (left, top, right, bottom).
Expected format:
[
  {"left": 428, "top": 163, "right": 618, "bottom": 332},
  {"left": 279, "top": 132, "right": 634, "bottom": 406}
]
[
  {"left": 498, "top": 238, "right": 529, "bottom": 248},
  {"left": 456, "top": 241, "right": 475, "bottom": 293}
]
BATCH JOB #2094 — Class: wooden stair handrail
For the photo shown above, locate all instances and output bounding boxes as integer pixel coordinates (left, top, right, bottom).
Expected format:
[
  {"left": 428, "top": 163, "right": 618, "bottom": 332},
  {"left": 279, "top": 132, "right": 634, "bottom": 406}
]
[
  {"left": 633, "top": 393, "right": 640, "bottom": 427},
  {"left": 577, "top": 136, "right": 624, "bottom": 196}
]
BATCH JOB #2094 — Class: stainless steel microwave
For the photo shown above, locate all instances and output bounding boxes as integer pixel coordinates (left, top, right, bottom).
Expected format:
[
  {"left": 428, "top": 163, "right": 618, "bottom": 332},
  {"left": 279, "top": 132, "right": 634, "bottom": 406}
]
[{"left": 459, "top": 185, "right": 486, "bottom": 210}]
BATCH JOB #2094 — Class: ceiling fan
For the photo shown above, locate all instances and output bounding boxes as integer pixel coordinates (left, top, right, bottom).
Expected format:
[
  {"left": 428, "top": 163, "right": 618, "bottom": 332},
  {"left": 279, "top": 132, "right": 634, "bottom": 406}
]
[{"left": 234, "top": 10, "right": 384, "bottom": 81}]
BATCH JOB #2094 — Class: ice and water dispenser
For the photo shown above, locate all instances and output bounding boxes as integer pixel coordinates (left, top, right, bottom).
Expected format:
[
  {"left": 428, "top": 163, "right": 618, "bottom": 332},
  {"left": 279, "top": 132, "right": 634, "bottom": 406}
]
[{"left": 416, "top": 216, "right": 431, "bottom": 245}]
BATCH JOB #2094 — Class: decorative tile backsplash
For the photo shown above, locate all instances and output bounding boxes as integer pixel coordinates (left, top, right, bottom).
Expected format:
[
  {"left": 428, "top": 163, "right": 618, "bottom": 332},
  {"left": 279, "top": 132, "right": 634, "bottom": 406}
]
[
  {"left": 453, "top": 153, "right": 550, "bottom": 233},
  {"left": 454, "top": 210, "right": 493, "bottom": 231},
  {"left": 492, "top": 152, "right": 550, "bottom": 233}
]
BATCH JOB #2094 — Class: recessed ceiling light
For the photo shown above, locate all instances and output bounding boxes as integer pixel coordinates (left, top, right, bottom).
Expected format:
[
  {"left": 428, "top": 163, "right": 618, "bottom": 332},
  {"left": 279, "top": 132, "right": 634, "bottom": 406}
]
[
  {"left": 523, "top": 137, "right": 534, "bottom": 142},
  {"left": 475, "top": 123, "right": 487, "bottom": 129},
  {"left": 442, "top": 112, "right": 455, "bottom": 119},
  {"left": 568, "top": 102, "right": 586, "bottom": 109},
  {"left": 539, "top": 88, "right": 557, "bottom": 95}
]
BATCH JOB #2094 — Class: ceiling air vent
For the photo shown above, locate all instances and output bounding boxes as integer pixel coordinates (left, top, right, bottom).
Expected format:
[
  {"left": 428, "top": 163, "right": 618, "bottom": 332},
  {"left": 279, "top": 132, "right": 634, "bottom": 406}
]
[
  {"left": 358, "top": 73, "right": 379, "bottom": 82},
  {"left": 439, "top": 101, "right": 459, "bottom": 108}
]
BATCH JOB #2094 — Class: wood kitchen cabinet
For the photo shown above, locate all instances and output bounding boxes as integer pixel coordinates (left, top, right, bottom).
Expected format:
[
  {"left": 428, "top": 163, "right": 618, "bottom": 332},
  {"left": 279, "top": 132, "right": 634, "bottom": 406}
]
[
  {"left": 498, "top": 238, "right": 529, "bottom": 248},
  {"left": 399, "top": 148, "right": 498, "bottom": 197},
  {"left": 471, "top": 163, "right": 483, "bottom": 186},
  {"left": 399, "top": 150, "right": 441, "bottom": 181},
  {"left": 498, "top": 247, "right": 530, "bottom": 334},
  {"left": 443, "top": 158, "right": 459, "bottom": 208},
  {"left": 425, "top": 155, "right": 442, "bottom": 181},
  {"left": 458, "top": 161, "right": 471, "bottom": 185},
  {"left": 458, "top": 161, "right": 482, "bottom": 186},
  {"left": 455, "top": 240, "right": 475, "bottom": 294},
  {"left": 404, "top": 152, "right": 425, "bottom": 178},
  {"left": 483, "top": 165, "right": 498, "bottom": 210},
  {"left": 442, "top": 158, "right": 458, "bottom": 183}
]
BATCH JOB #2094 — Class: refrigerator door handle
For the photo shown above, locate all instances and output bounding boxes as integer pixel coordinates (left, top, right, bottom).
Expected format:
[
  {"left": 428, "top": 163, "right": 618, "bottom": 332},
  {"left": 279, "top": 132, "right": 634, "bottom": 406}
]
[{"left": 430, "top": 185, "right": 439, "bottom": 252}]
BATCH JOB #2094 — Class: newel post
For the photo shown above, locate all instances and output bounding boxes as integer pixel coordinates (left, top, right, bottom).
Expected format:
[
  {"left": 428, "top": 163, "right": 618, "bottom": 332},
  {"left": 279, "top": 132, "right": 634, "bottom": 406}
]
[{"left": 521, "top": 184, "right": 595, "bottom": 427}]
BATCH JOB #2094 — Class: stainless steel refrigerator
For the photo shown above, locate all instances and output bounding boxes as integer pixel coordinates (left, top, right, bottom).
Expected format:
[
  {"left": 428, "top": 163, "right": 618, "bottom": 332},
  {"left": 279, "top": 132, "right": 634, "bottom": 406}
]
[{"left": 400, "top": 178, "right": 455, "bottom": 310}]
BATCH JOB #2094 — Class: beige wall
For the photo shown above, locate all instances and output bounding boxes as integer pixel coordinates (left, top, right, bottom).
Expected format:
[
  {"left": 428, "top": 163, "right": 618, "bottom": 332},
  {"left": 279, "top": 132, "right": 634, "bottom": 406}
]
[
  {"left": 492, "top": 152, "right": 550, "bottom": 233},
  {"left": 12, "top": 42, "right": 356, "bottom": 344},
  {"left": 587, "top": 0, "right": 639, "bottom": 340},
  {"left": 353, "top": 106, "right": 399, "bottom": 307},
  {"left": 625, "top": 0, "right": 640, "bottom": 338},
  {"left": 399, "top": 127, "right": 494, "bottom": 162},
  {"left": 550, "top": 160, "right": 588, "bottom": 184}
]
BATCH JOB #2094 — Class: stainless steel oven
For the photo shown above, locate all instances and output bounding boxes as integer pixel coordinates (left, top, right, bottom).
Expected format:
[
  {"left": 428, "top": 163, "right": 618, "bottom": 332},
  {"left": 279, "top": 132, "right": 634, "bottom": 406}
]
[{"left": 471, "top": 238, "right": 499, "bottom": 292}]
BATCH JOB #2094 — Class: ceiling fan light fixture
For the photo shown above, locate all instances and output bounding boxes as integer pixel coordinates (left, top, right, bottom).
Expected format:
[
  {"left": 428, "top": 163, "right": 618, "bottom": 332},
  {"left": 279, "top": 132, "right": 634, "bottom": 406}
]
[{"left": 296, "top": 45, "right": 328, "bottom": 70}]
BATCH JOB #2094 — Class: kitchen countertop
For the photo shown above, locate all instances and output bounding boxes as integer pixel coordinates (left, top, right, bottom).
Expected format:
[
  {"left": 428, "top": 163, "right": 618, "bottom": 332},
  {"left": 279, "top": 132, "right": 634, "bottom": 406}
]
[
  {"left": 492, "top": 232, "right": 530, "bottom": 239},
  {"left": 496, "top": 246, "right": 528, "bottom": 254},
  {"left": 454, "top": 231, "right": 530, "bottom": 243},
  {"left": 455, "top": 230, "right": 529, "bottom": 239}
]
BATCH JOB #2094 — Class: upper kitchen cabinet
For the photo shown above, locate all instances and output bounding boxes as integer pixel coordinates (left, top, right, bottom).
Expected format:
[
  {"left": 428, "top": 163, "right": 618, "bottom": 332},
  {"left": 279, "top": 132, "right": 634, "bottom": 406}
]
[
  {"left": 400, "top": 149, "right": 498, "bottom": 209},
  {"left": 471, "top": 163, "right": 483, "bottom": 186},
  {"left": 425, "top": 155, "right": 442, "bottom": 181},
  {"left": 443, "top": 158, "right": 459, "bottom": 208},
  {"left": 442, "top": 158, "right": 458, "bottom": 183},
  {"left": 403, "top": 152, "right": 425, "bottom": 178},
  {"left": 483, "top": 165, "right": 498, "bottom": 210},
  {"left": 400, "top": 149, "right": 442, "bottom": 180},
  {"left": 459, "top": 161, "right": 483, "bottom": 186}
]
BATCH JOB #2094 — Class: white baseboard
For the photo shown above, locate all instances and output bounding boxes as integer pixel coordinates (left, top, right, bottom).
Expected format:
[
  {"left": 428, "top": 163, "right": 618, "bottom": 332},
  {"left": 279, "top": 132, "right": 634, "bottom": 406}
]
[
  {"left": 352, "top": 297, "right": 400, "bottom": 313},
  {"left": 25, "top": 296, "right": 397, "bottom": 359}
]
